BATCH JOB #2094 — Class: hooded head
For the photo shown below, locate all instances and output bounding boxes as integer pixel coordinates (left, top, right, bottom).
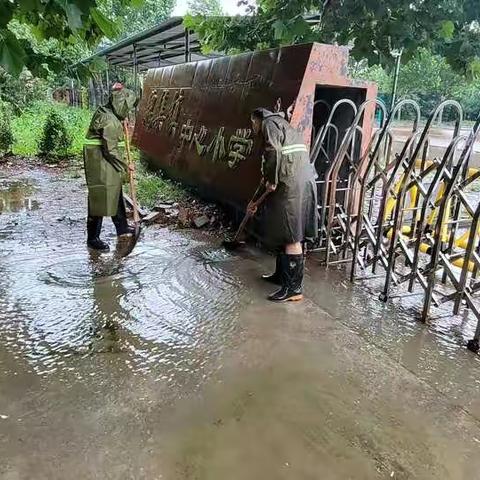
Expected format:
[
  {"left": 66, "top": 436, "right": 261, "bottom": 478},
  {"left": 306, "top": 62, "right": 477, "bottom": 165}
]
[
  {"left": 109, "top": 88, "right": 137, "bottom": 120},
  {"left": 251, "top": 108, "right": 284, "bottom": 135}
]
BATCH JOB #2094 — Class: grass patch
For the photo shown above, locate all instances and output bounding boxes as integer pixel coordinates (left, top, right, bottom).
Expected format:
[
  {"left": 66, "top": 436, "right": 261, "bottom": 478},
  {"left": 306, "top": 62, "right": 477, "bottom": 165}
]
[
  {"left": 12, "top": 101, "right": 92, "bottom": 158},
  {"left": 132, "top": 157, "right": 187, "bottom": 209}
]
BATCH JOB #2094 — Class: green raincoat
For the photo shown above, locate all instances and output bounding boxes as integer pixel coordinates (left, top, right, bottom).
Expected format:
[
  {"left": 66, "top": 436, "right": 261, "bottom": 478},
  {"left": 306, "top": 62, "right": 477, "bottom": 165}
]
[
  {"left": 83, "top": 89, "right": 137, "bottom": 217},
  {"left": 259, "top": 109, "right": 318, "bottom": 248}
]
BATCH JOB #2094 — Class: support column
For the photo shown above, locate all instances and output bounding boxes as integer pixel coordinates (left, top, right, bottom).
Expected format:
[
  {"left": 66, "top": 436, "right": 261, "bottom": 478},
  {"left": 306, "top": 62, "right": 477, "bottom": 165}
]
[
  {"left": 105, "top": 59, "right": 110, "bottom": 93},
  {"left": 184, "top": 29, "right": 191, "bottom": 63},
  {"left": 390, "top": 48, "right": 403, "bottom": 113},
  {"left": 133, "top": 44, "right": 139, "bottom": 94}
]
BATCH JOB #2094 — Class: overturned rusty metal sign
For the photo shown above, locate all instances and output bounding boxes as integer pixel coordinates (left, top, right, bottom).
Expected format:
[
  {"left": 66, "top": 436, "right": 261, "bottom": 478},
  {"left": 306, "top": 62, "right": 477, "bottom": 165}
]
[{"left": 133, "top": 42, "right": 377, "bottom": 209}]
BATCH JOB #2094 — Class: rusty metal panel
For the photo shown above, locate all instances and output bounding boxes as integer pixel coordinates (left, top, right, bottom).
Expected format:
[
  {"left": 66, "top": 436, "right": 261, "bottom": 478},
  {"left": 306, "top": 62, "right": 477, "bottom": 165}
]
[{"left": 134, "top": 42, "right": 377, "bottom": 209}]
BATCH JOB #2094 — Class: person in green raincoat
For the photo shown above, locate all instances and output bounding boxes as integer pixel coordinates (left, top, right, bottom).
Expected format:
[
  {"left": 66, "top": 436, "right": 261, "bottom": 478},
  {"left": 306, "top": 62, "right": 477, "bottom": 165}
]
[
  {"left": 248, "top": 108, "right": 318, "bottom": 302},
  {"left": 83, "top": 84, "right": 137, "bottom": 252}
]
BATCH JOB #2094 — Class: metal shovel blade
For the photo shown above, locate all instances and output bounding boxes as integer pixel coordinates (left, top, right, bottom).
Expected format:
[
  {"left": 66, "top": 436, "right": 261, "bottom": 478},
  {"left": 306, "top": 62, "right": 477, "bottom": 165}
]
[{"left": 115, "top": 222, "right": 142, "bottom": 258}]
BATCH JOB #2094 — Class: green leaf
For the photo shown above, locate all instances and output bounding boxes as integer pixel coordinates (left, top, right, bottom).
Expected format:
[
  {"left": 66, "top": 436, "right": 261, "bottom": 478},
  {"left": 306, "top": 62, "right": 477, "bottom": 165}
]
[
  {"left": 64, "top": 2, "right": 84, "bottom": 31},
  {"left": 130, "top": 0, "right": 144, "bottom": 8},
  {"left": 0, "top": 1, "right": 15, "bottom": 28},
  {"left": 469, "top": 58, "right": 480, "bottom": 79},
  {"left": 289, "top": 16, "right": 309, "bottom": 37},
  {"left": 183, "top": 14, "right": 197, "bottom": 30},
  {"left": 0, "top": 30, "right": 27, "bottom": 76},
  {"left": 439, "top": 20, "right": 455, "bottom": 40},
  {"left": 272, "top": 19, "right": 286, "bottom": 40},
  {"left": 17, "top": 0, "right": 42, "bottom": 13},
  {"left": 90, "top": 8, "right": 118, "bottom": 38}
]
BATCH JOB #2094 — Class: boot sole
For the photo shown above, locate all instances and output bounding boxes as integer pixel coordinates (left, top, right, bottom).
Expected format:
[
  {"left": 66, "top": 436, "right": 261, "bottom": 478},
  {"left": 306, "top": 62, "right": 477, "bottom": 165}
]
[
  {"left": 261, "top": 277, "right": 282, "bottom": 285},
  {"left": 268, "top": 294, "right": 303, "bottom": 303},
  {"left": 87, "top": 245, "right": 110, "bottom": 253}
]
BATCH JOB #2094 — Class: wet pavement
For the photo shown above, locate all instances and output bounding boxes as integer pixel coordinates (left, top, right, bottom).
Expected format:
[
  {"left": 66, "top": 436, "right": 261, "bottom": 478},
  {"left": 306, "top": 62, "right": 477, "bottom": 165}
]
[
  {"left": 1, "top": 163, "right": 480, "bottom": 479},
  {"left": 392, "top": 125, "right": 480, "bottom": 166}
]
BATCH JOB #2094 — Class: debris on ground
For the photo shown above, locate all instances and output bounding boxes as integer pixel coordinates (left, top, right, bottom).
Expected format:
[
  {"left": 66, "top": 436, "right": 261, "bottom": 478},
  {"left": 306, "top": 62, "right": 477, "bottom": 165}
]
[
  {"left": 141, "top": 211, "right": 164, "bottom": 224},
  {"left": 193, "top": 215, "right": 209, "bottom": 229},
  {"left": 126, "top": 194, "right": 233, "bottom": 237}
]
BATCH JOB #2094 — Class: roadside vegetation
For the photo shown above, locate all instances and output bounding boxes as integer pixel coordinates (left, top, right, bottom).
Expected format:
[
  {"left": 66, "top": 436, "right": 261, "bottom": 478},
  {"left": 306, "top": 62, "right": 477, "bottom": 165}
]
[
  {"left": 134, "top": 160, "right": 187, "bottom": 208},
  {"left": 0, "top": 99, "right": 186, "bottom": 208}
]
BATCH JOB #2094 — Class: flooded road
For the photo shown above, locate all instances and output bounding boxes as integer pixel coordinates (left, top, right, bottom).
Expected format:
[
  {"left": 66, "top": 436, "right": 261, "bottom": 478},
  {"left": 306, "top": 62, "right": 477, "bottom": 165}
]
[{"left": 1, "top": 163, "right": 480, "bottom": 479}]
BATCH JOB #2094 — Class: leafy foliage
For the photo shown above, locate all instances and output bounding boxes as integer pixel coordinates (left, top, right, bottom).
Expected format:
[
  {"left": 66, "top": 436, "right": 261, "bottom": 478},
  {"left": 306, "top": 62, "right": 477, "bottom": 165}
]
[
  {"left": 39, "top": 110, "right": 72, "bottom": 160},
  {"left": 187, "top": 0, "right": 223, "bottom": 16},
  {"left": 0, "top": 67, "right": 49, "bottom": 114},
  {"left": 0, "top": 0, "right": 138, "bottom": 76},
  {"left": 0, "top": 102, "right": 14, "bottom": 154},
  {"left": 186, "top": 0, "right": 480, "bottom": 75},
  {"left": 99, "top": 0, "right": 175, "bottom": 40},
  {"left": 354, "top": 48, "right": 480, "bottom": 119},
  {"left": 12, "top": 101, "right": 91, "bottom": 157}
]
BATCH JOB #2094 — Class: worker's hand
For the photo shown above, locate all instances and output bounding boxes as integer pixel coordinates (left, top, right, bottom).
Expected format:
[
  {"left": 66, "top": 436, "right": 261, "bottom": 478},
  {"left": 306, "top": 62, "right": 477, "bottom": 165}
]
[
  {"left": 247, "top": 201, "right": 258, "bottom": 216},
  {"left": 128, "top": 163, "right": 135, "bottom": 173},
  {"left": 266, "top": 182, "right": 277, "bottom": 192}
]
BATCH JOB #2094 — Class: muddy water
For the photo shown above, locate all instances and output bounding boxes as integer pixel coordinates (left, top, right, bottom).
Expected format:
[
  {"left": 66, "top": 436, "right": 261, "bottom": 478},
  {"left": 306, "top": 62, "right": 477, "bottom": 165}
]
[
  {"left": 1, "top": 164, "right": 480, "bottom": 479},
  {"left": 0, "top": 168, "right": 245, "bottom": 382}
]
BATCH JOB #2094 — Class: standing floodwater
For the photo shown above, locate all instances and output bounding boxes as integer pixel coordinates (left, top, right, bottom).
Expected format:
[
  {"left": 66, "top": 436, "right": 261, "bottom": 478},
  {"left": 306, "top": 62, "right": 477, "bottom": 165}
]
[
  {"left": 0, "top": 166, "right": 245, "bottom": 381},
  {"left": 1, "top": 163, "right": 480, "bottom": 480}
]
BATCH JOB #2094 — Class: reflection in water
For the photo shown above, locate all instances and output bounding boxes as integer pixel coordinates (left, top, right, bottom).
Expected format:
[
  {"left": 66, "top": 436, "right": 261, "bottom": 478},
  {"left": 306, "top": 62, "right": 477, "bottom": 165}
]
[
  {"left": 0, "top": 180, "right": 40, "bottom": 213},
  {"left": 0, "top": 173, "right": 243, "bottom": 383}
]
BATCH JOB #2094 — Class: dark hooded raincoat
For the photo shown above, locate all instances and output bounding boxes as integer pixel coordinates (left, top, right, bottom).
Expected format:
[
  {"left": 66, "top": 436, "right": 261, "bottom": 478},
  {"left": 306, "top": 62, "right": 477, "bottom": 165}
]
[
  {"left": 83, "top": 89, "right": 137, "bottom": 217},
  {"left": 259, "top": 110, "right": 318, "bottom": 248}
]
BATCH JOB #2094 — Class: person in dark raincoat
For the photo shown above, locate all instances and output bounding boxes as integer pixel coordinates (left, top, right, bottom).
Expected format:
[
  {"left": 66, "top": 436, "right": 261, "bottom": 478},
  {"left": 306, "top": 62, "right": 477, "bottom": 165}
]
[
  {"left": 83, "top": 84, "right": 137, "bottom": 252},
  {"left": 248, "top": 108, "right": 318, "bottom": 302}
]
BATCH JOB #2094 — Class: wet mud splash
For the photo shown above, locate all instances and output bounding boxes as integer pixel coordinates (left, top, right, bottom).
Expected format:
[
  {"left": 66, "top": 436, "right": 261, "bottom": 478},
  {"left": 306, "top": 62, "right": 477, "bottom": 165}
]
[{"left": 0, "top": 167, "right": 244, "bottom": 382}]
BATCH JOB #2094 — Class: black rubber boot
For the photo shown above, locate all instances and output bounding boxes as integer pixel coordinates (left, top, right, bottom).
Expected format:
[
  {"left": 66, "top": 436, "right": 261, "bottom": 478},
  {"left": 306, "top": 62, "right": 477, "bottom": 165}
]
[
  {"left": 112, "top": 192, "right": 133, "bottom": 237},
  {"left": 262, "top": 254, "right": 282, "bottom": 285},
  {"left": 87, "top": 238, "right": 110, "bottom": 252},
  {"left": 268, "top": 254, "right": 304, "bottom": 302},
  {"left": 87, "top": 216, "right": 109, "bottom": 252}
]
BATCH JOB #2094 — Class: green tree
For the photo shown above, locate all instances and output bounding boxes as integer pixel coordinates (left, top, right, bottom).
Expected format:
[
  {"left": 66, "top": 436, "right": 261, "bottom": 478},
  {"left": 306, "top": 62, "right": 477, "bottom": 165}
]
[
  {"left": 0, "top": 0, "right": 136, "bottom": 76},
  {"left": 452, "top": 79, "right": 480, "bottom": 120},
  {"left": 185, "top": 0, "right": 480, "bottom": 76},
  {"left": 99, "top": 0, "right": 175, "bottom": 40},
  {"left": 0, "top": 102, "right": 14, "bottom": 155},
  {"left": 188, "top": 0, "right": 223, "bottom": 16},
  {"left": 350, "top": 61, "right": 393, "bottom": 95},
  {"left": 39, "top": 110, "right": 72, "bottom": 160},
  {"left": 397, "top": 49, "right": 461, "bottom": 99}
]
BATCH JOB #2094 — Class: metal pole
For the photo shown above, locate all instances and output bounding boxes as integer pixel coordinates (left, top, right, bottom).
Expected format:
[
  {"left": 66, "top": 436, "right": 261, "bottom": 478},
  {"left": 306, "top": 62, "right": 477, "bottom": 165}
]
[
  {"left": 184, "top": 29, "right": 191, "bottom": 63},
  {"left": 105, "top": 59, "right": 110, "bottom": 93},
  {"left": 390, "top": 48, "right": 403, "bottom": 113},
  {"left": 133, "top": 44, "right": 138, "bottom": 93}
]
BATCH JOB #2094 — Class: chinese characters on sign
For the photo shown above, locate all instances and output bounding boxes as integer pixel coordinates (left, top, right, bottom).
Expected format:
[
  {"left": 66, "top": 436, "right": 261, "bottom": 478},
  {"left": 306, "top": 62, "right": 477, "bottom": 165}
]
[
  {"left": 143, "top": 87, "right": 254, "bottom": 169},
  {"left": 228, "top": 129, "right": 253, "bottom": 168}
]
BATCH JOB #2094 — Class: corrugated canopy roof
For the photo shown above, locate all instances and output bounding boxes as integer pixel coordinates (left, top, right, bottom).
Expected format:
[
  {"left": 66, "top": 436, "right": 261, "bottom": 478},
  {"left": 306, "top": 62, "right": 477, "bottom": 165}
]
[
  {"left": 77, "top": 16, "right": 215, "bottom": 71},
  {"left": 76, "top": 14, "right": 323, "bottom": 72}
]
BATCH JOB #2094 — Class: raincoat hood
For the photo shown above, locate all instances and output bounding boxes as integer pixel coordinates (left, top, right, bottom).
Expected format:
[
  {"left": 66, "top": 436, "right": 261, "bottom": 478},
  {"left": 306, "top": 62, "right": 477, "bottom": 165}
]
[
  {"left": 253, "top": 108, "right": 285, "bottom": 121},
  {"left": 110, "top": 88, "right": 137, "bottom": 120}
]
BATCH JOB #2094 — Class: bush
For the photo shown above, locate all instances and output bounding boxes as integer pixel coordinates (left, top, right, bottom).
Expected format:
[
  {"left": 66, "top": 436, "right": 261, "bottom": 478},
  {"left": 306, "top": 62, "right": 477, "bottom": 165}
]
[
  {"left": 12, "top": 101, "right": 92, "bottom": 158},
  {"left": 0, "top": 107, "right": 14, "bottom": 155},
  {"left": 39, "top": 110, "right": 72, "bottom": 161}
]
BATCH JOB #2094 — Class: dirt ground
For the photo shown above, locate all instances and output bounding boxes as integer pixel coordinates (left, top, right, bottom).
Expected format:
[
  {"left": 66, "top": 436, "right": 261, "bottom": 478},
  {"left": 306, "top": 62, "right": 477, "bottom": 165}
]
[{"left": 1, "top": 162, "right": 480, "bottom": 480}]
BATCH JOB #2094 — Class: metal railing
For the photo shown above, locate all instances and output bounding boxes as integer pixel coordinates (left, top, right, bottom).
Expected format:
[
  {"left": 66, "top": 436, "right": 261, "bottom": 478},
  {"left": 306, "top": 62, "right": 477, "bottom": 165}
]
[{"left": 311, "top": 98, "right": 480, "bottom": 353}]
